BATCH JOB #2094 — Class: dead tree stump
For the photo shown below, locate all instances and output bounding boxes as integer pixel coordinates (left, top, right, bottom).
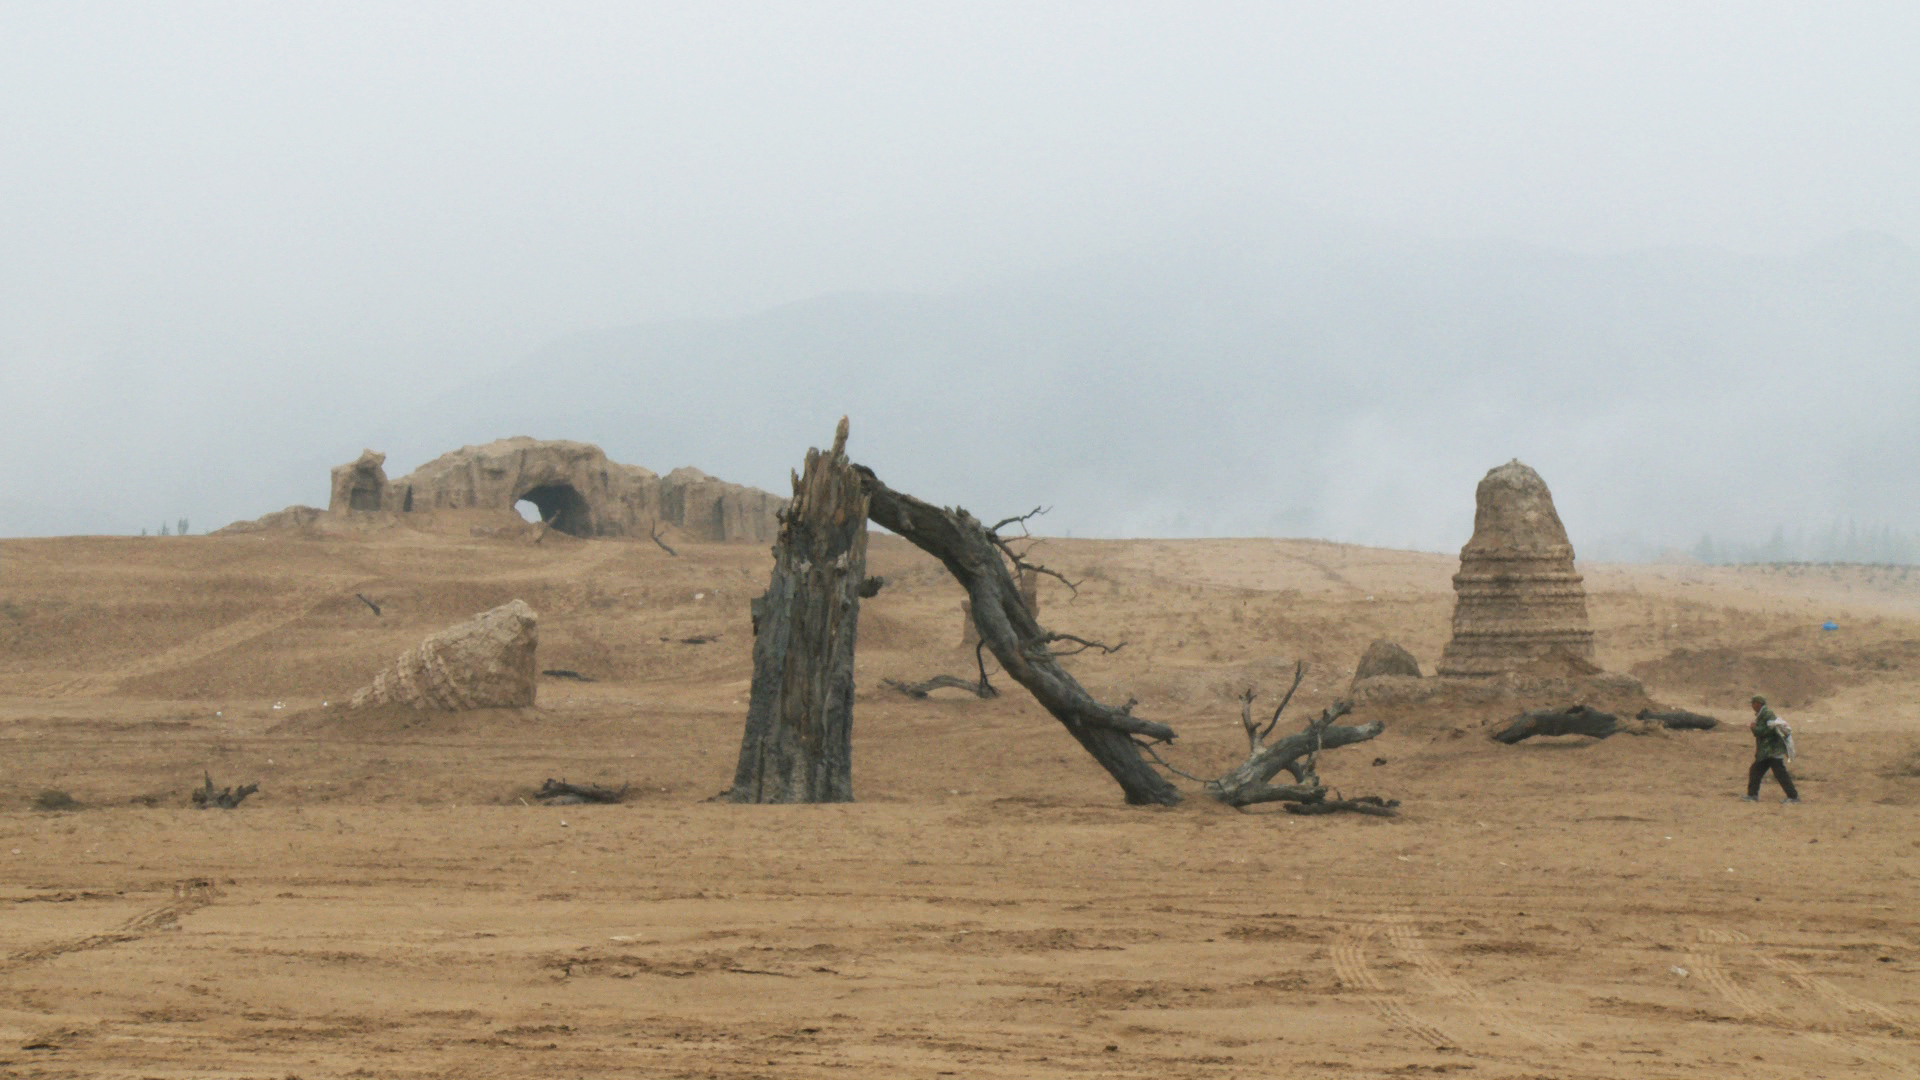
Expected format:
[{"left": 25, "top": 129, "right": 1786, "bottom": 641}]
[{"left": 726, "top": 418, "right": 870, "bottom": 803}]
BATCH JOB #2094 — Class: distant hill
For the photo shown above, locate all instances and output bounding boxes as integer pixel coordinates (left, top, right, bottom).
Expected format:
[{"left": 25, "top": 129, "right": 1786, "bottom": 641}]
[{"left": 374, "top": 226, "right": 1920, "bottom": 552}]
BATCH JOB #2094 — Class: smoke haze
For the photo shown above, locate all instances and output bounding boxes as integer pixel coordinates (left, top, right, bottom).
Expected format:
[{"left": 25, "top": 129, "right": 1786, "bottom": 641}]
[{"left": 3, "top": 3, "right": 1916, "bottom": 554}]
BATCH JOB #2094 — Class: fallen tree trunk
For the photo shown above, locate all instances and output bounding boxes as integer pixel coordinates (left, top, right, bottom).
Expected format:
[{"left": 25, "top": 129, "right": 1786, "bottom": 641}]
[
  {"left": 855, "top": 465, "right": 1182, "bottom": 805},
  {"left": 1491, "top": 705, "right": 1620, "bottom": 744},
  {"left": 1638, "top": 707, "right": 1719, "bottom": 731},
  {"left": 727, "top": 420, "right": 870, "bottom": 803}
]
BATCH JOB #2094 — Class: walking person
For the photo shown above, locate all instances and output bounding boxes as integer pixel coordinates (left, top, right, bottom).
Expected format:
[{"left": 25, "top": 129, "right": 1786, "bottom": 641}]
[{"left": 1743, "top": 695, "right": 1800, "bottom": 803}]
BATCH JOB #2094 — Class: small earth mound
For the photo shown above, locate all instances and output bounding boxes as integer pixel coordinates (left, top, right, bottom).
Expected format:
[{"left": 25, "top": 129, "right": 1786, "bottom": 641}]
[
  {"left": 1352, "top": 638, "right": 1422, "bottom": 685},
  {"left": 1628, "top": 648, "right": 1837, "bottom": 709}
]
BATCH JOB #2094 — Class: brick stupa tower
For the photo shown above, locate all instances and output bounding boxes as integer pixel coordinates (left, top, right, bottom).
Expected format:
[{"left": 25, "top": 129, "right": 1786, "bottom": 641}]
[{"left": 1437, "top": 460, "right": 1595, "bottom": 678}]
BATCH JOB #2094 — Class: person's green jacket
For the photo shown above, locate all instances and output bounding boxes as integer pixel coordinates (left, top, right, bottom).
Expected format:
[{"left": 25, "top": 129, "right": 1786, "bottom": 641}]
[{"left": 1752, "top": 705, "right": 1791, "bottom": 761}]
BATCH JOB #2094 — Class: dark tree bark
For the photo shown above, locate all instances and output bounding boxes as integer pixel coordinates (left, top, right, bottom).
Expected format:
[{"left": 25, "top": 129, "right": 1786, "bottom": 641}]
[
  {"left": 962, "top": 566, "right": 1035, "bottom": 647},
  {"left": 726, "top": 419, "right": 870, "bottom": 803},
  {"left": 855, "top": 465, "right": 1183, "bottom": 805},
  {"left": 536, "top": 779, "right": 629, "bottom": 804},
  {"left": 191, "top": 772, "right": 257, "bottom": 809},
  {"left": 1490, "top": 705, "right": 1620, "bottom": 744}
]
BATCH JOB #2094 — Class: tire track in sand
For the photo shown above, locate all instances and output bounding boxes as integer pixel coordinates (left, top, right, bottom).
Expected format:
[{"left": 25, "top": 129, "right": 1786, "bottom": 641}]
[
  {"left": 1, "top": 879, "right": 217, "bottom": 972},
  {"left": 1330, "top": 923, "right": 1458, "bottom": 1050},
  {"left": 1752, "top": 946, "right": 1912, "bottom": 1030},
  {"left": 1383, "top": 916, "right": 1575, "bottom": 1049},
  {"left": 1689, "top": 927, "right": 1918, "bottom": 1076},
  {"left": 13, "top": 583, "right": 356, "bottom": 698}
]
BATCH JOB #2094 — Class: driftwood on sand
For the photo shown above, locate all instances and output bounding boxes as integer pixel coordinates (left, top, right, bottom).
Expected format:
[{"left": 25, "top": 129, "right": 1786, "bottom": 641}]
[
  {"left": 1490, "top": 705, "right": 1621, "bottom": 744},
  {"left": 191, "top": 772, "right": 258, "bottom": 809},
  {"left": 535, "top": 779, "right": 629, "bottom": 805}
]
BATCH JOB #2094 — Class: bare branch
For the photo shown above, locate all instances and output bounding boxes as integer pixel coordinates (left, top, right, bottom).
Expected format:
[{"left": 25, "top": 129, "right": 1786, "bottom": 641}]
[
  {"left": 987, "top": 531, "right": 1081, "bottom": 598},
  {"left": 1132, "top": 738, "right": 1213, "bottom": 784},
  {"left": 1238, "top": 688, "right": 1261, "bottom": 753},
  {"left": 883, "top": 675, "right": 998, "bottom": 700},
  {"left": 989, "top": 506, "right": 1049, "bottom": 535},
  {"left": 355, "top": 593, "right": 382, "bottom": 616},
  {"left": 974, "top": 640, "right": 996, "bottom": 693},
  {"left": 1217, "top": 781, "right": 1326, "bottom": 807},
  {"left": 650, "top": 525, "right": 679, "bottom": 557},
  {"left": 1258, "top": 661, "right": 1307, "bottom": 742},
  {"left": 1042, "top": 632, "right": 1127, "bottom": 657}
]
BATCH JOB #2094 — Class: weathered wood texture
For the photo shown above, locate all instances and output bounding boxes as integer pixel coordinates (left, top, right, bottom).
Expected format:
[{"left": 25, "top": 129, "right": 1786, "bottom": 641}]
[
  {"left": 727, "top": 420, "right": 870, "bottom": 803},
  {"left": 962, "top": 567, "right": 1036, "bottom": 647},
  {"left": 1198, "top": 672, "right": 1386, "bottom": 809},
  {"left": 856, "top": 465, "right": 1183, "bottom": 805},
  {"left": 1490, "top": 704, "right": 1621, "bottom": 744}
]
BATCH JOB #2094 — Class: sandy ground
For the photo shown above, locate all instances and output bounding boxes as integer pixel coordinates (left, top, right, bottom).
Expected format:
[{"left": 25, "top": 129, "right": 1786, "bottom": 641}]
[{"left": 1, "top": 519, "right": 1917, "bottom": 1078}]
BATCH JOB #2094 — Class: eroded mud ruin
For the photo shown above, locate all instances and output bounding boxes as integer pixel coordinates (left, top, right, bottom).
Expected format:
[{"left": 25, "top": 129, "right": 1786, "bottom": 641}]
[
  {"left": 1436, "top": 459, "right": 1596, "bottom": 677},
  {"left": 327, "top": 438, "right": 782, "bottom": 541}
]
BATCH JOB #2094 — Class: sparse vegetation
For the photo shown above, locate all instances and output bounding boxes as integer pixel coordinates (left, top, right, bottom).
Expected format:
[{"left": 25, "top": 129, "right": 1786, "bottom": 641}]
[{"left": 32, "top": 789, "right": 80, "bottom": 811}]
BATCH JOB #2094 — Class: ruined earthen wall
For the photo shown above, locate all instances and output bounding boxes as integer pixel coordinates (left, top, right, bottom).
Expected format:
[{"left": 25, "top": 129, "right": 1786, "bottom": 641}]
[
  {"left": 1436, "top": 460, "right": 1595, "bottom": 678},
  {"left": 349, "top": 600, "right": 538, "bottom": 711},
  {"left": 324, "top": 437, "right": 783, "bottom": 542}
]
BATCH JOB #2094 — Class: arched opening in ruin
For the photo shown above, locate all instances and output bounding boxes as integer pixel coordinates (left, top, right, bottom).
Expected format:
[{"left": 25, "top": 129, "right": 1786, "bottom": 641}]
[
  {"left": 346, "top": 474, "right": 383, "bottom": 511},
  {"left": 516, "top": 483, "right": 593, "bottom": 537}
]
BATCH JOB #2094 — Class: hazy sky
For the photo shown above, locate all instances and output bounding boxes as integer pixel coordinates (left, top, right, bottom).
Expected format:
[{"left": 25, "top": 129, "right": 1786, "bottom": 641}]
[{"left": 2, "top": 3, "right": 1917, "bottom": 542}]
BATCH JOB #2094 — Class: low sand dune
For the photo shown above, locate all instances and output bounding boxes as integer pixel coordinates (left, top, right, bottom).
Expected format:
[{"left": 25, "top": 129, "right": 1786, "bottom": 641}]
[{"left": 1, "top": 527, "right": 1916, "bottom": 1077}]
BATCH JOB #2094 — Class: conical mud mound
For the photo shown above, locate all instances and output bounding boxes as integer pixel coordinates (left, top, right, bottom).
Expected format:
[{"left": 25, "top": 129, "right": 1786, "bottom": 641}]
[{"left": 1437, "top": 460, "right": 1594, "bottom": 678}]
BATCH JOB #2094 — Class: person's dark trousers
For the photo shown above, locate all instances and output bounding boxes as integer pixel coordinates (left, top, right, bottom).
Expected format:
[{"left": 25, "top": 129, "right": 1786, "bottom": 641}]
[{"left": 1748, "top": 757, "right": 1799, "bottom": 799}]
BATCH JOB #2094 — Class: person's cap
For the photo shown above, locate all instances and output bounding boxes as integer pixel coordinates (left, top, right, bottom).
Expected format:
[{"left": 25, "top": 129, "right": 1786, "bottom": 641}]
[{"left": 1750, "top": 694, "right": 1767, "bottom": 705}]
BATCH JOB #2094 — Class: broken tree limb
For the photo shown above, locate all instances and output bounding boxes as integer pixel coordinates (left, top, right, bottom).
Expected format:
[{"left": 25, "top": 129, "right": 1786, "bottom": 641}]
[
  {"left": 355, "top": 593, "right": 381, "bottom": 616},
  {"left": 650, "top": 525, "right": 679, "bottom": 557},
  {"left": 1134, "top": 666, "right": 1391, "bottom": 810},
  {"left": 727, "top": 419, "right": 869, "bottom": 803},
  {"left": 855, "top": 465, "right": 1181, "bottom": 805},
  {"left": 886, "top": 641, "right": 1002, "bottom": 700},
  {"left": 1202, "top": 683, "right": 1386, "bottom": 808},
  {"left": 191, "top": 772, "right": 258, "bottom": 809},
  {"left": 536, "top": 779, "right": 628, "bottom": 805},
  {"left": 1285, "top": 795, "right": 1401, "bottom": 817},
  {"left": 1638, "top": 707, "right": 1719, "bottom": 731},
  {"left": 1490, "top": 705, "right": 1621, "bottom": 744},
  {"left": 883, "top": 674, "right": 999, "bottom": 699}
]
